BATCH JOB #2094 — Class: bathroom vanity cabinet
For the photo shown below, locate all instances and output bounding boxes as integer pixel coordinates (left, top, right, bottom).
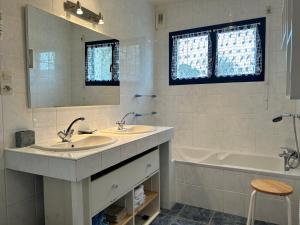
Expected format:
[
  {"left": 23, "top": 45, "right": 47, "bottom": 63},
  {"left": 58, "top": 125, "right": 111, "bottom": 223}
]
[
  {"left": 282, "top": 0, "right": 300, "bottom": 99},
  {"left": 44, "top": 149, "right": 160, "bottom": 225},
  {"left": 4, "top": 126, "right": 174, "bottom": 225}
]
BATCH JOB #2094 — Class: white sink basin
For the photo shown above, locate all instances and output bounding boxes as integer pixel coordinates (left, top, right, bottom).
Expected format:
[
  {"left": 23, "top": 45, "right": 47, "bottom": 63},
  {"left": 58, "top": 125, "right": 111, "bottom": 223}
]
[
  {"left": 102, "top": 125, "right": 156, "bottom": 134},
  {"left": 32, "top": 135, "right": 117, "bottom": 152}
]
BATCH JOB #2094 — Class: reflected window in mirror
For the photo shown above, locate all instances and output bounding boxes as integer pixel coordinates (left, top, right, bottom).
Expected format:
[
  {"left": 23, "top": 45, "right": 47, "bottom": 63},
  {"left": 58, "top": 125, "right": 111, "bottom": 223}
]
[
  {"left": 85, "top": 39, "right": 120, "bottom": 86},
  {"left": 39, "top": 51, "right": 55, "bottom": 71}
]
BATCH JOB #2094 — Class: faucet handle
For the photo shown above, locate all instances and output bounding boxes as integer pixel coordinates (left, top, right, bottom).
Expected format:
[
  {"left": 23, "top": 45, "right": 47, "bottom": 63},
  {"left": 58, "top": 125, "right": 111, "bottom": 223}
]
[
  {"left": 279, "top": 151, "right": 287, "bottom": 157},
  {"left": 69, "top": 129, "right": 74, "bottom": 136},
  {"left": 280, "top": 147, "right": 296, "bottom": 154},
  {"left": 57, "top": 131, "right": 67, "bottom": 141}
]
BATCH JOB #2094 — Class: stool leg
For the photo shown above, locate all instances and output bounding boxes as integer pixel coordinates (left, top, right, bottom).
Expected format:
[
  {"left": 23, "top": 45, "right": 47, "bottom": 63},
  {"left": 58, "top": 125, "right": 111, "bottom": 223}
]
[
  {"left": 246, "top": 190, "right": 256, "bottom": 225},
  {"left": 250, "top": 191, "right": 256, "bottom": 225},
  {"left": 285, "top": 196, "right": 292, "bottom": 225}
]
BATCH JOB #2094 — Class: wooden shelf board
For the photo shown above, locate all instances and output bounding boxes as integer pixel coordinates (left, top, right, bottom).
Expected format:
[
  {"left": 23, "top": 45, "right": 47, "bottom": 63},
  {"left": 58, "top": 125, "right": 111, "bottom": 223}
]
[
  {"left": 134, "top": 191, "right": 158, "bottom": 215},
  {"left": 135, "top": 211, "right": 160, "bottom": 225},
  {"left": 110, "top": 214, "right": 133, "bottom": 225}
]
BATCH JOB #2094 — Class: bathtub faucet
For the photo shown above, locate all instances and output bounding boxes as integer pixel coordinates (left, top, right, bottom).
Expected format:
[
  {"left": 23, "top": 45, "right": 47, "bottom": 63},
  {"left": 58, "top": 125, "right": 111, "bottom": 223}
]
[
  {"left": 273, "top": 113, "right": 300, "bottom": 169},
  {"left": 279, "top": 147, "right": 298, "bottom": 171}
]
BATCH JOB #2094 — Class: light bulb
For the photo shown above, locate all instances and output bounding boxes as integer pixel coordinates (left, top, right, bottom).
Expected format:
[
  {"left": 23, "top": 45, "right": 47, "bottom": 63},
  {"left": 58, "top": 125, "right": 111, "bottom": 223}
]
[
  {"left": 76, "top": 1, "right": 83, "bottom": 15},
  {"left": 98, "top": 19, "right": 104, "bottom": 25},
  {"left": 76, "top": 8, "right": 83, "bottom": 15},
  {"left": 98, "top": 13, "right": 104, "bottom": 24}
]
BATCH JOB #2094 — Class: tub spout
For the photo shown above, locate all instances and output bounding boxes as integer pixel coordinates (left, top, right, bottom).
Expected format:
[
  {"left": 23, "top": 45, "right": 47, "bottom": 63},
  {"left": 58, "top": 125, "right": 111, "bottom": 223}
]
[{"left": 279, "top": 147, "right": 298, "bottom": 171}]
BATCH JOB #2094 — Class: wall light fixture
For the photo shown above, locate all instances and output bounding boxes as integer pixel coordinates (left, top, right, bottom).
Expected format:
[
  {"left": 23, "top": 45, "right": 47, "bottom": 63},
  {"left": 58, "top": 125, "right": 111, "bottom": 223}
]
[{"left": 64, "top": 1, "right": 104, "bottom": 25}]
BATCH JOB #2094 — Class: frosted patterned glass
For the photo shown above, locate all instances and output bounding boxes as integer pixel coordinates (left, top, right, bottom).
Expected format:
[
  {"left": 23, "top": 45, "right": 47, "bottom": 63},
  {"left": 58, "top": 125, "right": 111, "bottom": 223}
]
[
  {"left": 175, "top": 35, "right": 209, "bottom": 79},
  {"left": 87, "top": 46, "right": 112, "bottom": 82},
  {"left": 216, "top": 27, "right": 259, "bottom": 77},
  {"left": 39, "top": 52, "right": 55, "bottom": 71}
]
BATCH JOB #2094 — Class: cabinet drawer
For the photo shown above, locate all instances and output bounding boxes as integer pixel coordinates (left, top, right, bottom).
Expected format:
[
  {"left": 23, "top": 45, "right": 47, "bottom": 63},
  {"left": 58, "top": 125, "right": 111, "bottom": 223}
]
[
  {"left": 138, "top": 149, "right": 159, "bottom": 180},
  {"left": 90, "top": 149, "right": 159, "bottom": 215},
  {"left": 90, "top": 169, "right": 124, "bottom": 216},
  {"left": 120, "top": 149, "right": 159, "bottom": 191}
]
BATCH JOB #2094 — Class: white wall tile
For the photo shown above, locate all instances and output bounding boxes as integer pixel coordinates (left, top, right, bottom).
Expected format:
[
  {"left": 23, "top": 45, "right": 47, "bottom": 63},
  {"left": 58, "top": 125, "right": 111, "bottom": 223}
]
[
  {"left": 154, "top": 0, "right": 294, "bottom": 158},
  {"left": 0, "top": 0, "right": 155, "bottom": 224}
]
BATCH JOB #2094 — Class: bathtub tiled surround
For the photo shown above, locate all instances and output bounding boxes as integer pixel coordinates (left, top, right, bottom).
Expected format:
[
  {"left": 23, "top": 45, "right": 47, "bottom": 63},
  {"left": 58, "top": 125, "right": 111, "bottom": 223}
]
[
  {"left": 175, "top": 162, "right": 300, "bottom": 225},
  {"left": 151, "top": 203, "right": 277, "bottom": 225}
]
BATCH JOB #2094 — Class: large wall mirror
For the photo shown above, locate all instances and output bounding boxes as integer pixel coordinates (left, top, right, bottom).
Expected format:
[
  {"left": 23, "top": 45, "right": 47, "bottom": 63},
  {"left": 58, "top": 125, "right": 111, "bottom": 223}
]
[{"left": 25, "top": 5, "right": 120, "bottom": 108}]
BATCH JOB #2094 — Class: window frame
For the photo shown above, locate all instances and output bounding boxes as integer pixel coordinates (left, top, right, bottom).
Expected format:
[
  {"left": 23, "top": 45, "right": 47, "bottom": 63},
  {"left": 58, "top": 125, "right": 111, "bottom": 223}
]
[
  {"left": 85, "top": 39, "right": 120, "bottom": 86},
  {"left": 169, "top": 17, "right": 266, "bottom": 85}
]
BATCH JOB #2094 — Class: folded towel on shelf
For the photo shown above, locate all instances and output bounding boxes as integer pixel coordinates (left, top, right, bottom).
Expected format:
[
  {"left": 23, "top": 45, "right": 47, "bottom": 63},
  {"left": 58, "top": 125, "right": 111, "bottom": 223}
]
[
  {"left": 92, "top": 211, "right": 109, "bottom": 225},
  {"left": 105, "top": 205, "right": 127, "bottom": 223},
  {"left": 134, "top": 185, "right": 146, "bottom": 208},
  {"left": 134, "top": 185, "right": 144, "bottom": 197}
]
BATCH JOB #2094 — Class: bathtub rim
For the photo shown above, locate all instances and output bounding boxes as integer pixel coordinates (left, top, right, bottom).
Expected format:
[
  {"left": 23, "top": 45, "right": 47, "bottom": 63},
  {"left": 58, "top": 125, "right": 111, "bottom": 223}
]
[{"left": 173, "top": 157, "right": 300, "bottom": 180}]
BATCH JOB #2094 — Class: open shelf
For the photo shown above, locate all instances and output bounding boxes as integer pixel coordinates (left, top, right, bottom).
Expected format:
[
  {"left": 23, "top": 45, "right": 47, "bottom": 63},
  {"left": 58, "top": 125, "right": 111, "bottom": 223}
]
[
  {"left": 110, "top": 214, "right": 133, "bottom": 225},
  {"left": 135, "top": 212, "right": 160, "bottom": 225},
  {"left": 91, "top": 172, "right": 159, "bottom": 225},
  {"left": 134, "top": 191, "right": 158, "bottom": 216}
]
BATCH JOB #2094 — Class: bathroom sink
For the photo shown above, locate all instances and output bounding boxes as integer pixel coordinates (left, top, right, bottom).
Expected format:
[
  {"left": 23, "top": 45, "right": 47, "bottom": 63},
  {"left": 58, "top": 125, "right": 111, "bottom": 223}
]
[
  {"left": 102, "top": 125, "right": 156, "bottom": 134},
  {"left": 32, "top": 135, "right": 117, "bottom": 152}
]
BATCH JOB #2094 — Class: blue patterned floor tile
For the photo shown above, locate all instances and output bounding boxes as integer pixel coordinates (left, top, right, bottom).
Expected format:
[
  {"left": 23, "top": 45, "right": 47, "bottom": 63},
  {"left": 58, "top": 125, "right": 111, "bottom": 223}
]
[
  {"left": 170, "top": 218, "right": 203, "bottom": 225},
  {"left": 150, "top": 213, "right": 173, "bottom": 225},
  {"left": 161, "top": 203, "right": 185, "bottom": 216},
  {"left": 178, "top": 205, "right": 213, "bottom": 224},
  {"left": 210, "top": 212, "right": 246, "bottom": 225},
  {"left": 254, "top": 220, "right": 278, "bottom": 225}
]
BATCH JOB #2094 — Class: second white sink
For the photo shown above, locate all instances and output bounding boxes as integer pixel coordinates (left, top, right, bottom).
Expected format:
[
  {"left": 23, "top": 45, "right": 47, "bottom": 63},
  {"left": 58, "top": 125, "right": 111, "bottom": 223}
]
[
  {"left": 102, "top": 125, "right": 156, "bottom": 134},
  {"left": 32, "top": 135, "right": 117, "bottom": 152}
]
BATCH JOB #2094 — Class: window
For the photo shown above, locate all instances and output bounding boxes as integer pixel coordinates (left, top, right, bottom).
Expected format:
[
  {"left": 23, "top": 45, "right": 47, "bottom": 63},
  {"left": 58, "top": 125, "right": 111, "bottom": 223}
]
[
  {"left": 85, "top": 39, "right": 120, "bottom": 86},
  {"left": 169, "top": 17, "right": 265, "bottom": 85},
  {"left": 39, "top": 51, "right": 55, "bottom": 71}
]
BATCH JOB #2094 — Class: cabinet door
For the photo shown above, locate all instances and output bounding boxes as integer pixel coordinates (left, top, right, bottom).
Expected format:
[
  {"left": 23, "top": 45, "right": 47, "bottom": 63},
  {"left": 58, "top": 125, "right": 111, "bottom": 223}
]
[
  {"left": 282, "top": 0, "right": 287, "bottom": 47},
  {"left": 289, "top": 0, "right": 300, "bottom": 99}
]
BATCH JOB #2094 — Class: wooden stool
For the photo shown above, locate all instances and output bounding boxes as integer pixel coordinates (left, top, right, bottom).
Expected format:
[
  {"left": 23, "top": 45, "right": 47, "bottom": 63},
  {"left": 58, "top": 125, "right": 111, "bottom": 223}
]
[{"left": 246, "top": 179, "right": 293, "bottom": 225}]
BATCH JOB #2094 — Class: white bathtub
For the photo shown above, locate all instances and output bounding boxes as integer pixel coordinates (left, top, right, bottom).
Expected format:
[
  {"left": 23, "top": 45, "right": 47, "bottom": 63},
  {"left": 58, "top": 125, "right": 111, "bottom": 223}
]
[
  {"left": 173, "top": 146, "right": 284, "bottom": 173},
  {"left": 173, "top": 146, "right": 300, "bottom": 225}
]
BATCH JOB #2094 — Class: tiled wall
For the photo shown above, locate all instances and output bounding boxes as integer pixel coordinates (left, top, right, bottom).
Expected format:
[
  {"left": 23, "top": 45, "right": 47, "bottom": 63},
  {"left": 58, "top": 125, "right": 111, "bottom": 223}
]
[
  {"left": 0, "top": 0, "right": 155, "bottom": 224},
  {"left": 175, "top": 161, "right": 300, "bottom": 225},
  {"left": 154, "top": 0, "right": 297, "bottom": 156}
]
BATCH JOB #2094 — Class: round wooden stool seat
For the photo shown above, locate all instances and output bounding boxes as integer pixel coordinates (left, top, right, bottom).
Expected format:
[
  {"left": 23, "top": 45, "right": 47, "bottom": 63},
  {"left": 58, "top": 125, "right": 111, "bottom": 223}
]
[{"left": 251, "top": 179, "right": 293, "bottom": 196}]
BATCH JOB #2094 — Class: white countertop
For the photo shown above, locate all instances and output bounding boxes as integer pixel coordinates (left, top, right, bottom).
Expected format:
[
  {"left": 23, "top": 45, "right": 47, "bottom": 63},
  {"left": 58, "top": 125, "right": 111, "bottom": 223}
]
[{"left": 5, "top": 126, "right": 174, "bottom": 181}]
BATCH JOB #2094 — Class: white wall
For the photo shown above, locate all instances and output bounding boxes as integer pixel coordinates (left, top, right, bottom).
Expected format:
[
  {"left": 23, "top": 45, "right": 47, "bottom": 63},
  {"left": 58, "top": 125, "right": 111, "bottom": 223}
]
[
  {"left": 154, "top": 0, "right": 296, "bottom": 156},
  {"left": 0, "top": 0, "right": 155, "bottom": 224}
]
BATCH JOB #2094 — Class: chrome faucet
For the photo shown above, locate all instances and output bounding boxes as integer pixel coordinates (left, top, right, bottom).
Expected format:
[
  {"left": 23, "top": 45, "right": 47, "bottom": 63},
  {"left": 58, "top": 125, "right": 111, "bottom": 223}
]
[
  {"left": 116, "top": 112, "right": 135, "bottom": 130},
  {"left": 273, "top": 113, "right": 300, "bottom": 170},
  {"left": 279, "top": 147, "right": 297, "bottom": 171},
  {"left": 57, "top": 117, "right": 85, "bottom": 142}
]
